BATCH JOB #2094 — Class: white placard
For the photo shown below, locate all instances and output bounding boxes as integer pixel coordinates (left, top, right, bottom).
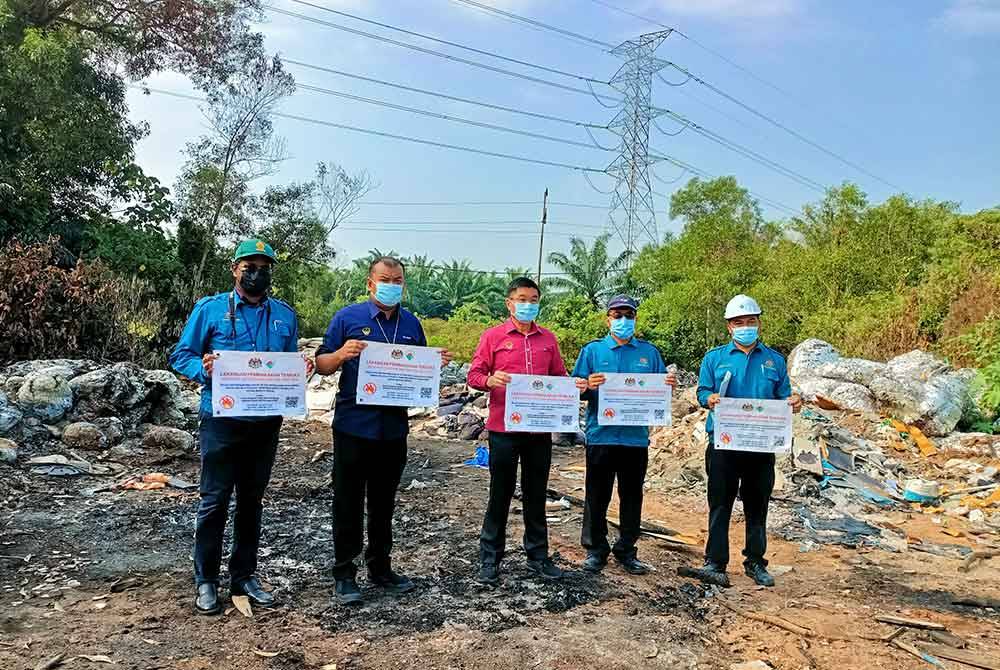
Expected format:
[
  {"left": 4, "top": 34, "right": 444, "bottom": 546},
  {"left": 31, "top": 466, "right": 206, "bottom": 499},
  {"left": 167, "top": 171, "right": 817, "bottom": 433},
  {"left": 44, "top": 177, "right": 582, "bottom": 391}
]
[
  {"left": 504, "top": 375, "right": 579, "bottom": 432},
  {"left": 212, "top": 351, "right": 307, "bottom": 417},
  {"left": 597, "top": 373, "right": 672, "bottom": 426},
  {"left": 714, "top": 397, "right": 793, "bottom": 453},
  {"left": 356, "top": 341, "right": 442, "bottom": 407}
]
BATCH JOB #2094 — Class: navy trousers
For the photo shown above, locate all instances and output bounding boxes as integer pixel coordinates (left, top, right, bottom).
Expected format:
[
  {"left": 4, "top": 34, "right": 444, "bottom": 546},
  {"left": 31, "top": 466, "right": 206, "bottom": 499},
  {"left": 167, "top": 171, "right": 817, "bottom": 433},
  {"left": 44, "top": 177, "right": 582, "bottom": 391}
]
[{"left": 194, "top": 415, "right": 282, "bottom": 586}]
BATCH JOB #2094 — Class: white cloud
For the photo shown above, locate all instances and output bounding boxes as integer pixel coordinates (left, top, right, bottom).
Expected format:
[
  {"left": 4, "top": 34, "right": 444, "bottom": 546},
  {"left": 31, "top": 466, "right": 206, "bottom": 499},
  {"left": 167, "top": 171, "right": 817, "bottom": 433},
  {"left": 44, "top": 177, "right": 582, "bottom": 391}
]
[
  {"left": 647, "top": 0, "right": 801, "bottom": 20},
  {"left": 938, "top": 0, "right": 1000, "bottom": 35}
]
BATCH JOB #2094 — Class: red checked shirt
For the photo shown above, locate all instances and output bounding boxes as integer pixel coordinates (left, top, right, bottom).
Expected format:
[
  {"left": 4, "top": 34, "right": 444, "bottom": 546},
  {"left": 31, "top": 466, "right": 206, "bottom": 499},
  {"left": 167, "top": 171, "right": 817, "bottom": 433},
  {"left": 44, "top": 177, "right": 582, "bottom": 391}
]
[{"left": 467, "top": 319, "right": 569, "bottom": 433}]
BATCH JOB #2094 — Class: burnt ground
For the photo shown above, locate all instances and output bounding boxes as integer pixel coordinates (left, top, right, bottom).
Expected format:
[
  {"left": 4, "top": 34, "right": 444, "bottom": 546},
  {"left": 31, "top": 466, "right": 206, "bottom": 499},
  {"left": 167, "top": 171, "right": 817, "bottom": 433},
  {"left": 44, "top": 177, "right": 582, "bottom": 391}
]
[{"left": 1, "top": 423, "right": 999, "bottom": 670}]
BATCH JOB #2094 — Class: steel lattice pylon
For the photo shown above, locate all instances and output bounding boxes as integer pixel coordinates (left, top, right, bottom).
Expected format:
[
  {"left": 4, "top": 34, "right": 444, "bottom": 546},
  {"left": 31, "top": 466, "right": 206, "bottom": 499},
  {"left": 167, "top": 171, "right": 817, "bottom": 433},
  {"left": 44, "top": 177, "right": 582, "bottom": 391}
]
[{"left": 604, "top": 30, "right": 672, "bottom": 261}]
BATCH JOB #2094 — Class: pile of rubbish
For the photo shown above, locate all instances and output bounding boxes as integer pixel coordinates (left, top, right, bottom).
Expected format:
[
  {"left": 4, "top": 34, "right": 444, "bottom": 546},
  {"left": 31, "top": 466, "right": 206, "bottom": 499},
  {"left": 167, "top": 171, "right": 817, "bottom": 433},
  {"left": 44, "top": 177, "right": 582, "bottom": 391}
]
[
  {"left": 646, "top": 340, "right": 1000, "bottom": 558},
  {"left": 0, "top": 359, "right": 200, "bottom": 468}
]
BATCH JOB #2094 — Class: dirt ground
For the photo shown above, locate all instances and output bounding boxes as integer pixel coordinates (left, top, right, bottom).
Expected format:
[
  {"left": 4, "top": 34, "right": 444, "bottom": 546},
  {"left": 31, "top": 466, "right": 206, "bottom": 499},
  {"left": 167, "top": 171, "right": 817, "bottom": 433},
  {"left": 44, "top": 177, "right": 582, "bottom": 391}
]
[{"left": 2, "top": 423, "right": 999, "bottom": 670}]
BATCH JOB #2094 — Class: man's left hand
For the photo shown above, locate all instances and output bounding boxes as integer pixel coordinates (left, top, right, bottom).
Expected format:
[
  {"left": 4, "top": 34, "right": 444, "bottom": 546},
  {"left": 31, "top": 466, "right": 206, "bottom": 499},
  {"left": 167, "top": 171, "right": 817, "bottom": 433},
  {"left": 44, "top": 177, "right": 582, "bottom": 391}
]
[
  {"left": 302, "top": 355, "right": 315, "bottom": 377},
  {"left": 788, "top": 393, "right": 803, "bottom": 413},
  {"left": 664, "top": 372, "right": 677, "bottom": 387},
  {"left": 574, "top": 377, "right": 589, "bottom": 392},
  {"left": 440, "top": 348, "right": 454, "bottom": 367}
]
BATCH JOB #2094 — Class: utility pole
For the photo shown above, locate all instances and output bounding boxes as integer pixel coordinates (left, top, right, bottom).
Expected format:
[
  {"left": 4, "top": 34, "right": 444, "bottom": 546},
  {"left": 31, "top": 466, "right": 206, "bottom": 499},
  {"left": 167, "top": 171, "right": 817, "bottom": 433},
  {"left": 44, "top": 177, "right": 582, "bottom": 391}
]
[{"left": 536, "top": 188, "right": 548, "bottom": 284}]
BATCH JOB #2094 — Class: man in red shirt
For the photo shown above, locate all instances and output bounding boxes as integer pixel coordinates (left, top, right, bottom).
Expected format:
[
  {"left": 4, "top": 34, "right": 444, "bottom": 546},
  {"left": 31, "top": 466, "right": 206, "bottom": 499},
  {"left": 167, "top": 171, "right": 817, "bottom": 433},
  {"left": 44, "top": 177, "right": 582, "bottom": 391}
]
[{"left": 467, "top": 277, "right": 586, "bottom": 585}]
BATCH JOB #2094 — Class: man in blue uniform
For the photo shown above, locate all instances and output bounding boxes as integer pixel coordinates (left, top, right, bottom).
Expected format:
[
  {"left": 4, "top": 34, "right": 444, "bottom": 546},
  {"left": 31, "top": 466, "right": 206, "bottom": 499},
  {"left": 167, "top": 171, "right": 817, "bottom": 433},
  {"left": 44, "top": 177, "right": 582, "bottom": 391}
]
[
  {"left": 170, "top": 239, "right": 305, "bottom": 616},
  {"left": 315, "top": 256, "right": 451, "bottom": 605},
  {"left": 572, "top": 295, "right": 676, "bottom": 575},
  {"left": 694, "top": 295, "right": 801, "bottom": 587}
]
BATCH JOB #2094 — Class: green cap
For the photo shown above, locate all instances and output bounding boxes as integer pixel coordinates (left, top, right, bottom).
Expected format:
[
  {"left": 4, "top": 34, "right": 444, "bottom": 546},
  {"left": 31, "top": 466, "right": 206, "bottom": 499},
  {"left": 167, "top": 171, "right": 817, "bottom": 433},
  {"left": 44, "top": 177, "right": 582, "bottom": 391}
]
[{"left": 233, "top": 239, "right": 277, "bottom": 263}]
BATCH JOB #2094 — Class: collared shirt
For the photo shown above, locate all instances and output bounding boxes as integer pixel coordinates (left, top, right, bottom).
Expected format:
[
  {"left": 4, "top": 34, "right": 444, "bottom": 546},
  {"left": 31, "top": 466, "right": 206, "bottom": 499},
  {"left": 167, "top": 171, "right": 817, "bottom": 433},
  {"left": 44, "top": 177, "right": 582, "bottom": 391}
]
[
  {"left": 572, "top": 334, "right": 666, "bottom": 447},
  {"left": 467, "top": 318, "right": 568, "bottom": 433},
  {"left": 317, "top": 300, "right": 427, "bottom": 441},
  {"left": 697, "top": 341, "right": 791, "bottom": 434},
  {"left": 169, "top": 290, "right": 300, "bottom": 418}
]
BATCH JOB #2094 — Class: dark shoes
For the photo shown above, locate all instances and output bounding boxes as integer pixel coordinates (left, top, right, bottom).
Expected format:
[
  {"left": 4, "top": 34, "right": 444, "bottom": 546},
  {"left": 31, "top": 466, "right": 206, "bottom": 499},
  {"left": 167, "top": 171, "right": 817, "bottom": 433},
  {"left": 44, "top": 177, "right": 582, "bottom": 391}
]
[
  {"left": 369, "top": 570, "right": 415, "bottom": 594},
  {"left": 581, "top": 553, "right": 607, "bottom": 573},
  {"left": 616, "top": 555, "right": 650, "bottom": 576},
  {"left": 335, "top": 577, "right": 363, "bottom": 605},
  {"left": 195, "top": 583, "right": 221, "bottom": 616},
  {"left": 526, "top": 557, "right": 563, "bottom": 580},
  {"left": 231, "top": 576, "right": 275, "bottom": 607},
  {"left": 745, "top": 563, "right": 775, "bottom": 587},
  {"left": 477, "top": 563, "right": 500, "bottom": 586}
]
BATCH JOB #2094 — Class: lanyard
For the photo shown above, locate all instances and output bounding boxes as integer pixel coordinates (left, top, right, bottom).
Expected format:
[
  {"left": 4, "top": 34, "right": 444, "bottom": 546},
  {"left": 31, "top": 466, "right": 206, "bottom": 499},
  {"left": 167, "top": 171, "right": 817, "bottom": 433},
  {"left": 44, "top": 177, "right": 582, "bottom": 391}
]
[
  {"left": 229, "top": 292, "right": 271, "bottom": 351},
  {"left": 374, "top": 310, "right": 401, "bottom": 344}
]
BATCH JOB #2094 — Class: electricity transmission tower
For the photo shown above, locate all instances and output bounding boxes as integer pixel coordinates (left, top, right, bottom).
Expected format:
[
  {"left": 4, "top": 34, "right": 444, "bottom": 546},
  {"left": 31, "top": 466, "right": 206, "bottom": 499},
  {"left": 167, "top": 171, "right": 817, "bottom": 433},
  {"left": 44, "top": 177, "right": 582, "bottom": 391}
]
[{"left": 604, "top": 30, "right": 672, "bottom": 262}]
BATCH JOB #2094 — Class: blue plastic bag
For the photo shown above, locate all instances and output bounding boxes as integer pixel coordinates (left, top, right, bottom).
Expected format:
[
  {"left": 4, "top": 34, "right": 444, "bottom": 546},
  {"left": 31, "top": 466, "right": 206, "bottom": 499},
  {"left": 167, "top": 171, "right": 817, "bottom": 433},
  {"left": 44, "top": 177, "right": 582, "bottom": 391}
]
[{"left": 463, "top": 443, "right": 490, "bottom": 469}]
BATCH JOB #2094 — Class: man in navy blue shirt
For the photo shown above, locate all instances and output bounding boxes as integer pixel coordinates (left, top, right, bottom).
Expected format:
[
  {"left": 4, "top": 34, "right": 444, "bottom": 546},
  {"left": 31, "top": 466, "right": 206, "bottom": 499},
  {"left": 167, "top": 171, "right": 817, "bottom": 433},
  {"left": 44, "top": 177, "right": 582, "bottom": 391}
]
[
  {"left": 572, "top": 295, "right": 675, "bottom": 575},
  {"left": 693, "top": 295, "right": 801, "bottom": 588},
  {"left": 316, "top": 256, "right": 451, "bottom": 605},
  {"left": 170, "top": 239, "right": 306, "bottom": 616}
]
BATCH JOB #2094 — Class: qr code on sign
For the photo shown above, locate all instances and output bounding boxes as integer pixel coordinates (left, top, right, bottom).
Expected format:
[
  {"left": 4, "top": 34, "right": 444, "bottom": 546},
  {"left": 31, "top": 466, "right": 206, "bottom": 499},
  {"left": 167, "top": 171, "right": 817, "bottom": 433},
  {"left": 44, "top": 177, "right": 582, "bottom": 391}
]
[
  {"left": 561, "top": 415, "right": 574, "bottom": 426},
  {"left": 285, "top": 396, "right": 299, "bottom": 408},
  {"left": 654, "top": 409, "right": 665, "bottom": 420},
  {"left": 420, "top": 387, "right": 433, "bottom": 399},
  {"left": 773, "top": 436, "right": 785, "bottom": 446}
]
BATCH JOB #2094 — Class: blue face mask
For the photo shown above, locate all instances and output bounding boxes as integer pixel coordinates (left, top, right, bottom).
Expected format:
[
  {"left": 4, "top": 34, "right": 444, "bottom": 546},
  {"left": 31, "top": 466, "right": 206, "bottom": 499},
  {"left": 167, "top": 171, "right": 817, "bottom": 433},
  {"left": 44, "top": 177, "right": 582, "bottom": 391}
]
[
  {"left": 374, "top": 282, "right": 403, "bottom": 307},
  {"left": 610, "top": 317, "right": 635, "bottom": 340},
  {"left": 732, "top": 325, "right": 759, "bottom": 346},
  {"left": 513, "top": 301, "right": 540, "bottom": 323}
]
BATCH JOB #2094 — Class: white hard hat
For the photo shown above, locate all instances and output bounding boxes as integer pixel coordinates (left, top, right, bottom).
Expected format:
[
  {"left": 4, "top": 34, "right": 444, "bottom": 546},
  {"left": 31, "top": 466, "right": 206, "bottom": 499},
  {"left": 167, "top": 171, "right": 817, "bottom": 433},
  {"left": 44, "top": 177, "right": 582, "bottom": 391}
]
[{"left": 724, "top": 294, "right": 762, "bottom": 320}]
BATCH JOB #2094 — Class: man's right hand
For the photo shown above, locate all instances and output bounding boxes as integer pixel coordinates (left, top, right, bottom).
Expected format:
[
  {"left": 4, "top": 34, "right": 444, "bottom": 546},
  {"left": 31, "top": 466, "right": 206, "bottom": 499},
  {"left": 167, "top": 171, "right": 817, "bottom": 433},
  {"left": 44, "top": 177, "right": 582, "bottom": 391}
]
[
  {"left": 707, "top": 393, "right": 722, "bottom": 409},
  {"left": 587, "top": 373, "right": 607, "bottom": 390},
  {"left": 337, "top": 339, "right": 367, "bottom": 361},
  {"left": 487, "top": 371, "right": 512, "bottom": 388},
  {"left": 202, "top": 353, "right": 220, "bottom": 377}
]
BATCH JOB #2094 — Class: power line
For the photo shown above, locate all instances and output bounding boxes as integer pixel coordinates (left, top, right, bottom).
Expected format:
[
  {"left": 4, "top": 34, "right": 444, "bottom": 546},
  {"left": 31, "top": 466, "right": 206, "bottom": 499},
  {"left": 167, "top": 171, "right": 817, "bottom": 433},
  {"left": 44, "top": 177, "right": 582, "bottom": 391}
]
[
  {"left": 358, "top": 200, "right": 627, "bottom": 210},
  {"left": 274, "top": 0, "right": 611, "bottom": 88},
  {"left": 448, "top": 0, "right": 898, "bottom": 192},
  {"left": 296, "top": 82, "right": 608, "bottom": 150},
  {"left": 339, "top": 226, "right": 601, "bottom": 239},
  {"left": 134, "top": 86, "right": 609, "bottom": 173},
  {"left": 403, "top": 261, "right": 575, "bottom": 277},
  {"left": 449, "top": 0, "right": 616, "bottom": 50},
  {"left": 346, "top": 219, "right": 609, "bottom": 229},
  {"left": 660, "top": 62, "right": 902, "bottom": 191},
  {"left": 285, "top": 59, "right": 608, "bottom": 130}
]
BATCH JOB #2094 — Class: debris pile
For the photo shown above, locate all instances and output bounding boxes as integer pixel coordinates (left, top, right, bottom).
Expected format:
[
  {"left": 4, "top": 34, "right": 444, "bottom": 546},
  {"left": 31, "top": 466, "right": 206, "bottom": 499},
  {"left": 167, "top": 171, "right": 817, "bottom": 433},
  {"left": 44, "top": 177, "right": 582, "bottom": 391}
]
[{"left": 0, "top": 359, "right": 200, "bottom": 464}]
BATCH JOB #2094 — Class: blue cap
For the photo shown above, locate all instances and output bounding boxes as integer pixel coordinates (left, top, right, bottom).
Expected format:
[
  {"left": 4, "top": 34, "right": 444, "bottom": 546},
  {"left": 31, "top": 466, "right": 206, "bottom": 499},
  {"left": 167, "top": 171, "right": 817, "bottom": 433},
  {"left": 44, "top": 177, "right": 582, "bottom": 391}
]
[{"left": 607, "top": 294, "right": 639, "bottom": 311}]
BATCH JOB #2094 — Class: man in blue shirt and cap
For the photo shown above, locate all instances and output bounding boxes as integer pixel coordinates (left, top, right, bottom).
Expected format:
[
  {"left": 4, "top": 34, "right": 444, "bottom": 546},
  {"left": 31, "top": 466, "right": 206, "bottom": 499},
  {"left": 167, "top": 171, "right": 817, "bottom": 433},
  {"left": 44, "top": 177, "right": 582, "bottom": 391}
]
[
  {"left": 572, "top": 295, "right": 675, "bottom": 575},
  {"left": 170, "top": 239, "right": 307, "bottom": 616},
  {"left": 693, "top": 294, "right": 801, "bottom": 588},
  {"left": 315, "top": 256, "right": 452, "bottom": 605}
]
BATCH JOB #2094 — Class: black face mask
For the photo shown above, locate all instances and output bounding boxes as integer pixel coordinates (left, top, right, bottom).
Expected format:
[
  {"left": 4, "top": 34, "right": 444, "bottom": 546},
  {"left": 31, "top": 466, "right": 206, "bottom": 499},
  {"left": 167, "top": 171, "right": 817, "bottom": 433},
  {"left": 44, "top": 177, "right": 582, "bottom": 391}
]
[{"left": 239, "top": 266, "right": 272, "bottom": 297}]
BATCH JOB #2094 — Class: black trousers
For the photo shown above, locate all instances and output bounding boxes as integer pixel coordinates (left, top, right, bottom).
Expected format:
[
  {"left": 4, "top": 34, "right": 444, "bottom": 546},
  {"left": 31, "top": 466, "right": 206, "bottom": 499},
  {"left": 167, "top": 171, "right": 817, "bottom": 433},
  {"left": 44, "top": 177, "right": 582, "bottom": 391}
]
[
  {"left": 479, "top": 432, "right": 552, "bottom": 565},
  {"left": 332, "top": 430, "right": 408, "bottom": 579},
  {"left": 194, "top": 415, "right": 282, "bottom": 586},
  {"left": 704, "top": 436, "right": 775, "bottom": 569},
  {"left": 581, "top": 444, "right": 648, "bottom": 561}
]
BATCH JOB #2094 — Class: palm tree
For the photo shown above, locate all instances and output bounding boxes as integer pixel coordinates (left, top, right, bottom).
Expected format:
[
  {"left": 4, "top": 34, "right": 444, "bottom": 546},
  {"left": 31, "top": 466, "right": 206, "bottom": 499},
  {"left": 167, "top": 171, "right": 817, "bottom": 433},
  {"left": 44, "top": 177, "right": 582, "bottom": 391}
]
[
  {"left": 431, "top": 260, "right": 497, "bottom": 317},
  {"left": 546, "top": 234, "right": 630, "bottom": 308}
]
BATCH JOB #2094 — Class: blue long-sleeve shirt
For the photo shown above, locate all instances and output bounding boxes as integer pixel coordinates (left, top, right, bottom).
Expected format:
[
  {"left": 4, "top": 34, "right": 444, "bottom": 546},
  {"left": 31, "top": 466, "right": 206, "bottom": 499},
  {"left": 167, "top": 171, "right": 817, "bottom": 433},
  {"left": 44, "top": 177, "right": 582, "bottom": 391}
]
[
  {"left": 169, "top": 290, "right": 300, "bottom": 417},
  {"left": 697, "top": 341, "right": 791, "bottom": 434},
  {"left": 572, "top": 335, "right": 666, "bottom": 447}
]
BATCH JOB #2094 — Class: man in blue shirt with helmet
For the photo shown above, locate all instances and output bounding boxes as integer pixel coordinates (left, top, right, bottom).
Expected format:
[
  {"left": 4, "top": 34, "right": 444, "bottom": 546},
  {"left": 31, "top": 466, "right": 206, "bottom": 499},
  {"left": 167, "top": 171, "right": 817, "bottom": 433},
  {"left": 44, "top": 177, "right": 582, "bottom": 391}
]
[
  {"left": 170, "top": 239, "right": 307, "bottom": 616},
  {"left": 572, "top": 295, "right": 675, "bottom": 576},
  {"left": 693, "top": 294, "right": 801, "bottom": 588}
]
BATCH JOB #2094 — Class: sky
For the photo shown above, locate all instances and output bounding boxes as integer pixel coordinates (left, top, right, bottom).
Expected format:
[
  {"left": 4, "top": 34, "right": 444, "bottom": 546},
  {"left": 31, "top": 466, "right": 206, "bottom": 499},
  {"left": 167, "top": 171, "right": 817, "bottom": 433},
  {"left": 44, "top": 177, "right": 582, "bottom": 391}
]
[{"left": 127, "top": 0, "right": 1000, "bottom": 273}]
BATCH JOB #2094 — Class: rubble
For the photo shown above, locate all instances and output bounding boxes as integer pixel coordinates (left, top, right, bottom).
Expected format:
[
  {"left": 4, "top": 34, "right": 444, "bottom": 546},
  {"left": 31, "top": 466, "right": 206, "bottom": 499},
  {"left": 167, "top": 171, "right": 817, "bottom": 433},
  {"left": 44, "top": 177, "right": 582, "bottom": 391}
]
[{"left": 0, "top": 437, "right": 16, "bottom": 463}]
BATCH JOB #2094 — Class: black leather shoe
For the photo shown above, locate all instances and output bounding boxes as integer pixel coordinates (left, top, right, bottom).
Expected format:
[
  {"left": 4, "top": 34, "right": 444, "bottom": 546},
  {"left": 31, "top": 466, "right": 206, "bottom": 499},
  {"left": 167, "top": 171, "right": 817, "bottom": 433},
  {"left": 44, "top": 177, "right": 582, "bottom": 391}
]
[
  {"left": 335, "top": 577, "right": 363, "bottom": 605},
  {"left": 195, "top": 583, "right": 221, "bottom": 616},
  {"left": 477, "top": 563, "right": 500, "bottom": 586},
  {"left": 745, "top": 563, "right": 775, "bottom": 587},
  {"left": 581, "top": 554, "right": 607, "bottom": 573},
  {"left": 526, "top": 557, "right": 563, "bottom": 580},
  {"left": 616, "top": 555, "right": 650, "bottom": 576},
  {"left": 232, "top": 576, "right": 275, "bottom": 607},
  {"left": 369, "top": 570, "right": 415, "bottom": 594}
]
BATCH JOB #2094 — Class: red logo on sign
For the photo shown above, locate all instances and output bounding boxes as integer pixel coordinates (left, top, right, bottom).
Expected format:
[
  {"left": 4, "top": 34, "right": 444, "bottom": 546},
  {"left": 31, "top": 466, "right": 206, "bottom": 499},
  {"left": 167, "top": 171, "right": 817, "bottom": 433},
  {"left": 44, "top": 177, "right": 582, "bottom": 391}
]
[
  {"left": 363, "top": 383, "right": 377, "bottom": 395},
  {"left": 220, "top": 396, "right": 235, "bottom": 410},
  {"left": 720, "top": 432, "right": 733, "bottom": 445},
  {"left": 509, "top": 412, "right": 522, "bottom": 425},
  {"left": 603, "top": 408, "right": 616, "bottom": 418}
]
